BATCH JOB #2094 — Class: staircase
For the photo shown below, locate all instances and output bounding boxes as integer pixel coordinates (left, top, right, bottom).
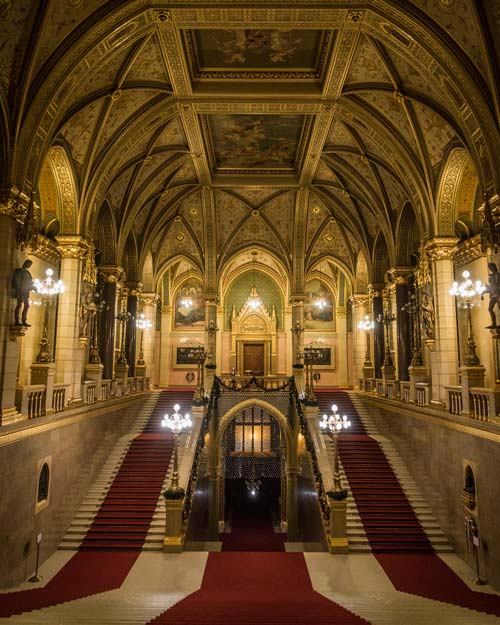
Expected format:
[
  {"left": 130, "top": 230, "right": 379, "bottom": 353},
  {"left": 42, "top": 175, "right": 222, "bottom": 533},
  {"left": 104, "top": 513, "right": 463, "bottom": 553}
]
[
  {"left": 61, "top": 390, "right": 192, "bottom": 551},
  {"left": 316, "top": 390, "right": 451, "bottom": 553}
]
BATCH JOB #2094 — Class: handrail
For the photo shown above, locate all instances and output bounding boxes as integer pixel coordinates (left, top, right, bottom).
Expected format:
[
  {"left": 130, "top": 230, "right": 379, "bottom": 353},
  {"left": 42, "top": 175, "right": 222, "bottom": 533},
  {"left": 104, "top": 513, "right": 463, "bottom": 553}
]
[
  {"left": 218, "top": 374, "right": 290, "bottom": 392},
  {"left": 290, "top": 378, "right": 330, "bottom": 523},
  {"left": 182, "top": 377, "right": 219, "bottom": 521}
]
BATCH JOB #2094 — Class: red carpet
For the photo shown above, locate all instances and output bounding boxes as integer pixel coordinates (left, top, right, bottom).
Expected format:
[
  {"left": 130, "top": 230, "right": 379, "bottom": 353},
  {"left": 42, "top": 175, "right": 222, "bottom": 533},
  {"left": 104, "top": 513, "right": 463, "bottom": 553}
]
[
  {"left": 317, "top": 389, "right": 500, "bottom": 615},
  {"left": 317, "top": 390, "right": 432, "bottom": 553},
  {"left": 148, "top": 552, "right": 371, "bottom": 624},
  {"left": 0, "top": 389, "right": 192, "bottom": 617}
]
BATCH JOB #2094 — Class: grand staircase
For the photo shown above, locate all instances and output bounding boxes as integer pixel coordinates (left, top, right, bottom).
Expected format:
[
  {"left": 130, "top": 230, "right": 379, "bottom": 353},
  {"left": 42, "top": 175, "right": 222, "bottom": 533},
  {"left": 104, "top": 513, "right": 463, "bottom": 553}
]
[
  {"left": 61, "top": 390, "right": 192, "bottom": 551},
  {"left": 316, "top": 390, "right": 451, "bottom": 553}
]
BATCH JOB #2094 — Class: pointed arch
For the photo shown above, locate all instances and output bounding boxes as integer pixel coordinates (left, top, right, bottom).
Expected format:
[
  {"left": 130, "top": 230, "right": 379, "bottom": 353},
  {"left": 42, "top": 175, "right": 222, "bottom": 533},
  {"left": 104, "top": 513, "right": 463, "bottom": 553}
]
[
  {"left": 372, "top": 232, "right": 390, "bottom": 284},
  {"left": 141, "top": 250, "right": 154, "bottom": 291},
  {"left": 436, "top": 148, "right": 479, "bottom": 238},
  {"left": 38, "top": 146, "right": 79, "bottom": 235},
  {"left": 396, "top": 203, "right": 421, "bottom": 266},
  {"left": 354, "top": 252, "right": 369, "bottom": 293},
  {"left": 122, "top": 232, "right": 138, "bottom": 283},
  {"left": 95, "top": 201, "right": 117, "bottom": 266}
]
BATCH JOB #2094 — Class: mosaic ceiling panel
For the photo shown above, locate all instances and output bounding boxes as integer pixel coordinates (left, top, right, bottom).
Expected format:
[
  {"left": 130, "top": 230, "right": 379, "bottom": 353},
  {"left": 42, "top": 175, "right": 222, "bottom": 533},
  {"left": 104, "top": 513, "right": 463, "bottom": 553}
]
[
  {"left": 184, "top": 29, "right": 331, "bottom": 79},
  {"left": 205, "top": 114, "right": 307, "bottom": 173}
]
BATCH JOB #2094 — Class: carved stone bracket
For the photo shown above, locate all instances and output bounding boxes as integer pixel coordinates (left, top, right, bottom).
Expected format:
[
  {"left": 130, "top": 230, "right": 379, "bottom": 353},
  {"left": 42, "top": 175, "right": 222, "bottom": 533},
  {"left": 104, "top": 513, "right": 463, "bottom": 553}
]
[{"left": 9, "top": 325, "right": 27, "bottom": 342}]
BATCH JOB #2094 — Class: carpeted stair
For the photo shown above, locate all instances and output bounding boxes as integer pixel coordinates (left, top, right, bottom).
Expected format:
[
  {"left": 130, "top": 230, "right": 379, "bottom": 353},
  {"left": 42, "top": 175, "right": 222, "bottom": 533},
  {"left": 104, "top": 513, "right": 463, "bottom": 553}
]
[
  {"left": 0, "top": 389, "right": 193, "bottom": 618},
  {"left": 148, "top": 552, "right": 370, "bottom": 625},
  {"left": 316, "top": 390, "right": 433, "bottom": 553}
]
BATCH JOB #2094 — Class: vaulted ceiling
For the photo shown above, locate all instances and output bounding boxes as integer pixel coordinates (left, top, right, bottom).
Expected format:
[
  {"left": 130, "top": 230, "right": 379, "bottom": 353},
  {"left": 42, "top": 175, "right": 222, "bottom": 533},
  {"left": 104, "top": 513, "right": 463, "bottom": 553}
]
[{"left": 1, "top": 1, "right": 499, "bottom": 290}]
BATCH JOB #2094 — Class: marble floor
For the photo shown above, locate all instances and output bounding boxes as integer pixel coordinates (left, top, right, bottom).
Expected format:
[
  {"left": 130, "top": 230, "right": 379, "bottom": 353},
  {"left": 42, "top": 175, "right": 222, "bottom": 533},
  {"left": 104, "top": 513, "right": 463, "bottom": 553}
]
[{"left": 1, "top": 548, "right": 499, "bottom": 625}]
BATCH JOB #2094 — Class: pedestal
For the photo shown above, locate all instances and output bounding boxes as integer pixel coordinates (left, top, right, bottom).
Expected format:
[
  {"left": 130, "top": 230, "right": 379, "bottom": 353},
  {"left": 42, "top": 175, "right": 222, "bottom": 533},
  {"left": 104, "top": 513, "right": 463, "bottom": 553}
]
[
  {"left": 114, "top": 362, "right": 128, "bottom": 381},
  {"left": 85, "top": 363, "right": 104, "bottom": 400},
  {"left": 361, "top": 365, "right": 374, "bottom": 391},
  {"left": 30, "top": 363, "right": 56, "bottom": 415},
  {"left": 163, "top": 495, "right": 184, "bottom": 552},
  {"left": 328, "top": 497, "right": 348, "bottom": 554},
  {"left": 459, "top": 365, "right": 486, "bottom": 416},
  {"left": 408, "top": 365, "right": 428, "bottom": 403},
  {"left": 135, "top": 364, "right": 147, "bottom": 378}
]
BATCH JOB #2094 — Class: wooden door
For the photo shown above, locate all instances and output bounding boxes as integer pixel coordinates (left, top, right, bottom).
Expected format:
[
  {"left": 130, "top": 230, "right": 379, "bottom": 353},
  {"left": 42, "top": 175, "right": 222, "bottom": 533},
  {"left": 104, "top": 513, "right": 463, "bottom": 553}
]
[{"left": 243, "top": 343, "right": 265, "bottom": 375}]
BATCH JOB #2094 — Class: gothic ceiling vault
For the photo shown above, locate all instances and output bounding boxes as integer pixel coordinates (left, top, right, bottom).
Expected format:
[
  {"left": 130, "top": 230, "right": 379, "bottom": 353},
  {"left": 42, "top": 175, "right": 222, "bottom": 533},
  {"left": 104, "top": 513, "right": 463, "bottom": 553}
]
[{"left": 0, "top": 0, "right": 499, "bottom": 293}]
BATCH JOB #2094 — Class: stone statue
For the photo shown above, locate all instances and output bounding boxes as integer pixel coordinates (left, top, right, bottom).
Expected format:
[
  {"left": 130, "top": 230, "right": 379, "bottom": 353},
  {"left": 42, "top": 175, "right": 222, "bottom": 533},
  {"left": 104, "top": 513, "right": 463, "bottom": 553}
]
[
  {"left": 421, "top": 292, "right": 435, "bottom": 340},
  {"left": 11, "top": 259, "right": 35, "bottom": 326},
  {"left": 484, "top": 262, "right": 500, "bottom": 328}
]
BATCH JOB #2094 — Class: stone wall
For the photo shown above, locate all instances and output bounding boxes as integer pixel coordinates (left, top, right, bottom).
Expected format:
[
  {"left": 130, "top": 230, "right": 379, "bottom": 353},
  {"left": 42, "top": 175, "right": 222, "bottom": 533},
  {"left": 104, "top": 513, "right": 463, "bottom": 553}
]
[
  {"left": 359, "top": 396, "right": 500, "bottom": 588},
  {"left": 0, "top": 396, "right": 148, "bottom": 587}
]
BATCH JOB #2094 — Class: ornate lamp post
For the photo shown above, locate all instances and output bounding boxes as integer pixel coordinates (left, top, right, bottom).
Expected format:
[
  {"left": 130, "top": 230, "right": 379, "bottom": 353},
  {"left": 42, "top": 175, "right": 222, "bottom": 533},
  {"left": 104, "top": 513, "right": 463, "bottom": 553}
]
[
  {"left": 136, "top": 313, "right": 152, "bottom": 366},
  {"left": 320, "top": 404, "right": 351, "bottom": 492},
  {"left": 377, "top": 303, "right": 396, "bottom": 368},
  {"left": 291, "top": 320, "right": 305, "bottom": 366},
  {"left": 402, "top": 292, "right": 423, "bottom": 367},
  {"left": 450, "top": 270, "right": 485, "bottom": 366},
  {"left": 357, "top": 315, "right": 374, "bottom": 367},
  {"left": 116, "top": 310, "right": 133, "bottom": 366},
  {"left": 161, "top": 404, "right": 192, "bottom": 494},
  {"left": 205, "top": 320, "right": 218, "bottom": 367},
  {"left": 187, "top": 345, "right": 208, "bottom": 405},
  {"left": 33, "top": 269, "right": 65, "bottom": 362},
  {"left": 302, "top": 346, "right": 322, "bottom": 404}
]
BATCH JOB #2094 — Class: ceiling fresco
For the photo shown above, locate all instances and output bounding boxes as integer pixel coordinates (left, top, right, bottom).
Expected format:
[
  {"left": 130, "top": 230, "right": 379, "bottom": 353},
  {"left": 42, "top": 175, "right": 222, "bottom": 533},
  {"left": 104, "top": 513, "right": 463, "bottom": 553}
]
[
  {"left": 205, "top": 114, "right": 306, "bottom": 172},
  {"left": 1, "top": 1, "right": 499, "bottom": 289},
  {"left": 184, "top": 29, "right": 330, "bottom": 78}
]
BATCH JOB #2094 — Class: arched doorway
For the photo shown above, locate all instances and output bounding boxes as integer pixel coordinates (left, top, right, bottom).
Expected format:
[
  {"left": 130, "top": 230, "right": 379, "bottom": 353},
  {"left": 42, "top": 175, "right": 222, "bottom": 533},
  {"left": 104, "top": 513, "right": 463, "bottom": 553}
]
[{"left": 210, "top": 398, "right": 297, "bottom": 542}]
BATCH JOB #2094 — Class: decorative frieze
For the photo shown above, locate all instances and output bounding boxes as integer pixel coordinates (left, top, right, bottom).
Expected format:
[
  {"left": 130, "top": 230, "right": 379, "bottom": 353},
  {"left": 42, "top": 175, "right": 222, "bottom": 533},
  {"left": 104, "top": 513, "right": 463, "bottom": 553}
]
[
  {"left": 454, "top": 234, "right": 484, "bottom": 268},
  {"left": 27, "top": 233, "right": 61, "bottom": 265}
]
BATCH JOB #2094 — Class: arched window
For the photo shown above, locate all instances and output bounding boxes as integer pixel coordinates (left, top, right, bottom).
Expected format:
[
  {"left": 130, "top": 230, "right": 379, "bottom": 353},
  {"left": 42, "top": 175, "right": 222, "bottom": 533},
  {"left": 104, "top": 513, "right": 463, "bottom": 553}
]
[{"left": 37, "top": 463, "right": 49, "bottom": 503}]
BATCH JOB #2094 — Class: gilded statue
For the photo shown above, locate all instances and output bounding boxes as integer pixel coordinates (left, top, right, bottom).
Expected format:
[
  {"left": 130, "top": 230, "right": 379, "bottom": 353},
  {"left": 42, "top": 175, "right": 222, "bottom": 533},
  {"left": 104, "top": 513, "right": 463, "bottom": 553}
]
[
  {"left": 11, "top": 259, "right": 35, "bottom": 326},
  {"left": 484, "top": 262, "right": 500, "bottom": 328}
]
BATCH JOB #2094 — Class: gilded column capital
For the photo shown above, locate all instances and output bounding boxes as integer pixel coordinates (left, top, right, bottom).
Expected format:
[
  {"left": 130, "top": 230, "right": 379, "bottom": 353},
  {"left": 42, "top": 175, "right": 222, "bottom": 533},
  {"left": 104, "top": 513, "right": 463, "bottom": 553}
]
[
  {"left": 124, "top": 281, "right": 143, "bottom": 297},
  {"left": 368, "top": 283, "right": 384, "bottom": 298},
  {"left": 99, "top": 265, "right": 123, "bottom": 283},
  {"left": 336, "top": 306, "right": 347, "bottom": 319},
  {"left": 55, "top": 235, "right": 91, "bottom": 260},
  {"left": 140, "top": 292, "right": 161, "bottom": 307},
  {"left": 289, "top": 294, "right": 306, "bottom": 305},
  {"left": 387, "top": 266, "right": 413, "bottom": 285},
  {"left": 424, "top": 237, "right": 458, "bottom": 262},
  {"left": 350, "top": 294, "right": 368, "bottom": 308},
  {"left": 161, "top": 305, "right": 172, "bottom": 315}
]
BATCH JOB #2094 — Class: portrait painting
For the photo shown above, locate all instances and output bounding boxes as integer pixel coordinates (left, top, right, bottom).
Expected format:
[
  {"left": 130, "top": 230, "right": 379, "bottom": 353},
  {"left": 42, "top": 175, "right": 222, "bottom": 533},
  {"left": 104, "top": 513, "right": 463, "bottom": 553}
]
[
  {"left": 174, "top": 279, "right": 205, "bottom": 328},
  {"left": 207, "top": 114, "right": 306, "bottom": 171},
  {"left": 304, "top": 278, "right": 334, "bottom": 330}
]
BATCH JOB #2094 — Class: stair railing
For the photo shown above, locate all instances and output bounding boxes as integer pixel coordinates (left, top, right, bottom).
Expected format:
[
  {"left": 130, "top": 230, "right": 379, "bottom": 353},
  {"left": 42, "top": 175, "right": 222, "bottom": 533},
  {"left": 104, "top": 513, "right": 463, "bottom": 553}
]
[
  {"left": 290, "top": 378, "right": 330, "bottom": 523},
  {"left": 182, "top": 377, "right": 220, "bottom": 522}
]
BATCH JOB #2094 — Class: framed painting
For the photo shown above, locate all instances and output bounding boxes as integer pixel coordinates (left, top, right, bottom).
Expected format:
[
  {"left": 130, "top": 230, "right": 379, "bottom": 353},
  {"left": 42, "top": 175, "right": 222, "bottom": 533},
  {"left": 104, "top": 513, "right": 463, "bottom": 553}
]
[{"left": 174, "top": 279, "right": 205, "bottom": 328}]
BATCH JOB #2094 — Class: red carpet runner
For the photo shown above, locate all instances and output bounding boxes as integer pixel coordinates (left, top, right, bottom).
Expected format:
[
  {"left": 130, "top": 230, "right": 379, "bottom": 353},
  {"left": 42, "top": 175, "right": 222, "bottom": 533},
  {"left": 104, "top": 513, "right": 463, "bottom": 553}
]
[
  {"left": 316, "top": 389, "right": 500, "bottom": 616},
  {"left": 148, "top": 552, "right": 370, "bottom": 625},
  {"left": 0, "top": 389, "right": 191, "bottom": 618}
]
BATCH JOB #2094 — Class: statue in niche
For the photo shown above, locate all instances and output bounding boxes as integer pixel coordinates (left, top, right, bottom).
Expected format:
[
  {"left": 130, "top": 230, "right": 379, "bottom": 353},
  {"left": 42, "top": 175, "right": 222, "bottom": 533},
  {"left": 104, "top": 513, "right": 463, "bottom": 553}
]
[
  {"left": 420, "top": 292, "right": 435, "bottom": 340},
  {"left": 484, "top": 262, "right": 500, "bottom": 328},
  {"left": 11, "top": 259, "right": 35, "bottom": 326}
]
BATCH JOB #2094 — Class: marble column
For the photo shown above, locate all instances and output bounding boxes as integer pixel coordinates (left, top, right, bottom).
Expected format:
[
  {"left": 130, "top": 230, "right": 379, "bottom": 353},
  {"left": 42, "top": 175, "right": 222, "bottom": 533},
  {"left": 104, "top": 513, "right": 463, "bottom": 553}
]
[
  {"left": 291, "top": 297, "right": 305, "bottom": 385},
  {"left": 0, "top": 191, "right": 30, "bottom": 424},
  {"left": 54, "top": 236, "right": 90, "bottom": 406},
  {"left": 124, "top": 285, "right": 139, "bottom": 377},
  {"left": 98, "top": 266, "right": 122, "bottom": 380},
  {"left": 426, "top": 238, "right": 459, "bottom": 405},
  {"left": 351, "top": 295, "right": 368, "bottom": 388},
  {"left": 388, "top": 267, "right": 412, "bottom": 382},
  {"left": 159, "top": 305, "right": 172, "bottom": 387},
  {"left": 370, "top": 285, "right": 384, "bottom": 379},
  {"left": 336, "top": 306, "right": 348, "bottom": 387},
  {"left": 140, "top": 292, "right": 159, "bottom": 379}
]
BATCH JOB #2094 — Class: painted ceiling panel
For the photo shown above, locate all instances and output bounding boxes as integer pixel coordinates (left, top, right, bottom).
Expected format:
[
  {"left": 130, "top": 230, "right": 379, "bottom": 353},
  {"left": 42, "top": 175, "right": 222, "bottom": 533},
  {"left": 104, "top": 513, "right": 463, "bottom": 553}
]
[
  {"left": 412, "top": 101, "right": 457, "bottom": 167},
  {"left": 260, "top": 191, "right": 295, "bottom": 252},
  {"left": 215, "top": 191, "right": 251, "bottom": 251},
  {"left": 125, "top": 33, "right": 170, "bottom": 84},
  {"left": 60, "top": 99, "right": 105, "bottom": 166}
]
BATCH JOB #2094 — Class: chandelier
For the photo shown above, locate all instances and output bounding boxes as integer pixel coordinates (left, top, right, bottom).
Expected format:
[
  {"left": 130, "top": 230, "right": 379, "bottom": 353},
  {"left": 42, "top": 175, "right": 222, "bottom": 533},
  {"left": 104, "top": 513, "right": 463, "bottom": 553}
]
[{"left": 247, "top": 251, "right": 262, "bottom": 310}]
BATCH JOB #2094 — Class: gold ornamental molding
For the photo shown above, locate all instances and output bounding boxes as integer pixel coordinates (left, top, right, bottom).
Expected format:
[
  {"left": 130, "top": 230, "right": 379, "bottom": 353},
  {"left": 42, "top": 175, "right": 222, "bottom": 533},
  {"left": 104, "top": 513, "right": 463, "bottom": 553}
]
[
  {"left": 453, "top": 234, "right": 484, "bottom": 268},
  {"left": 387, "top": 266, "right": 413, "bottom": 285},
  {"left": 0, "top": 187, "right": 30, "bottom": 222},
  {"left": 140, "top": 292, "right": 161, "bottom": 307},
  {"left": 27, "top": 233, "right": 61, "bottom": 265}
]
